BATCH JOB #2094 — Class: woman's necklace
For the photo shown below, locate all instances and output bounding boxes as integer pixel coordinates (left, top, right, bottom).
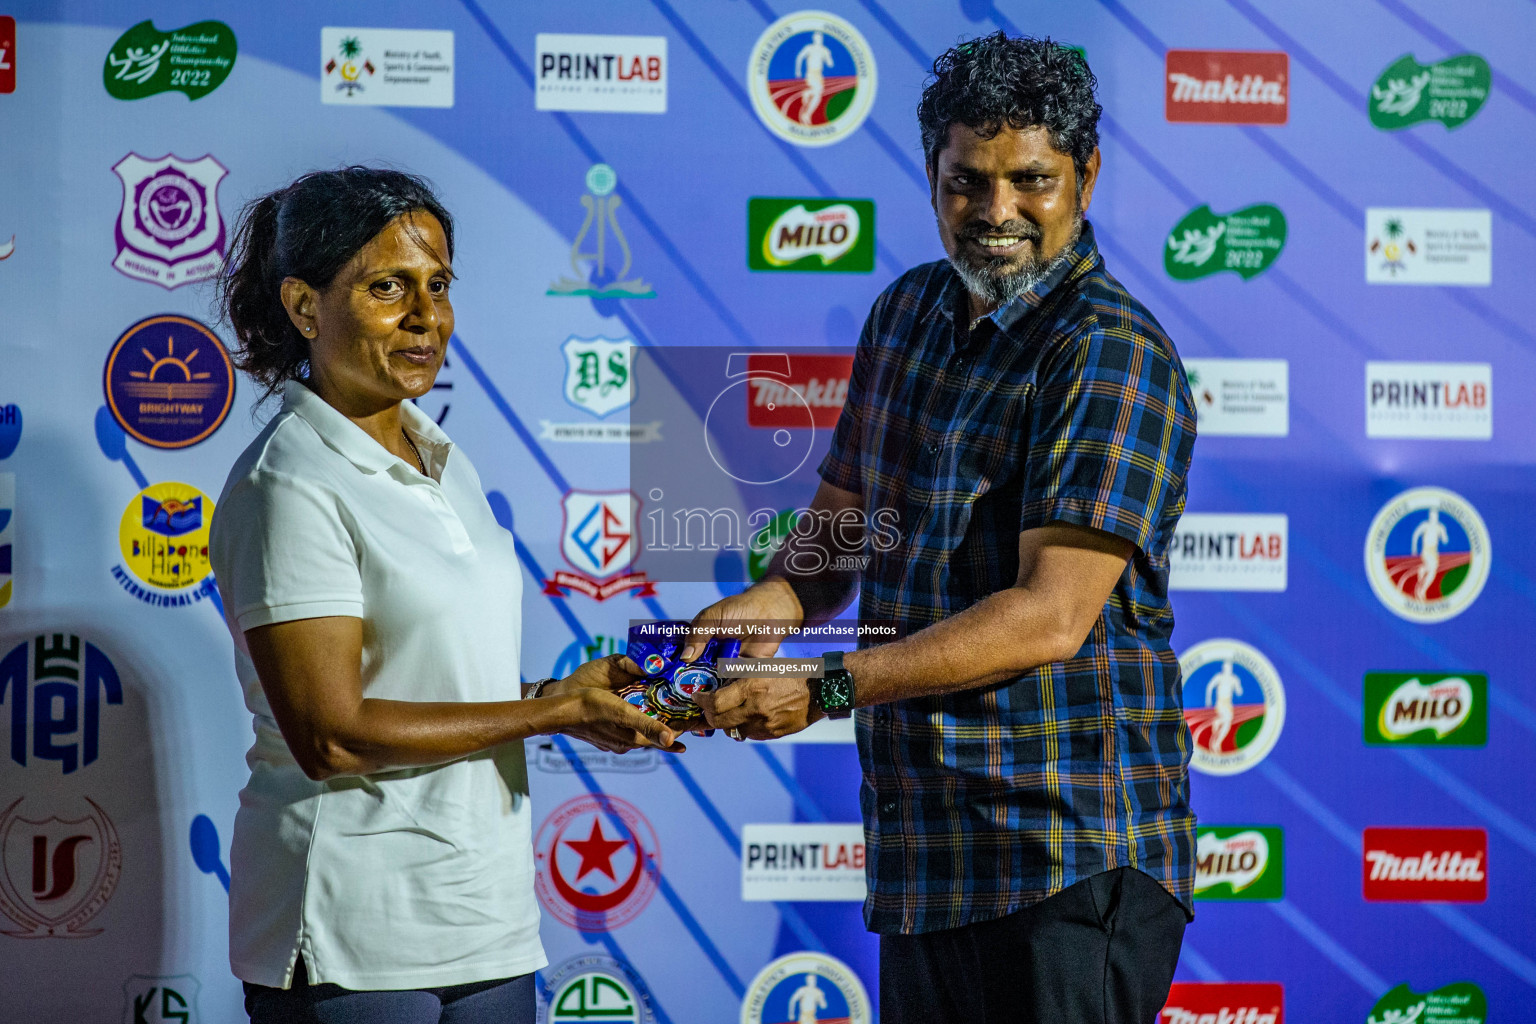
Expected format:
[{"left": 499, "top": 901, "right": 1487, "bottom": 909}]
[{"left": 402, "top": 427, "right": 427, "bottom": 475}]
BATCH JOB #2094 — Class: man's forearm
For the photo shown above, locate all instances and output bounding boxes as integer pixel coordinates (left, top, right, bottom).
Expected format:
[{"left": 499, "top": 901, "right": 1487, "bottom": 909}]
[{"left": 760, "top": 527, "right": 861, "bottom": 628}]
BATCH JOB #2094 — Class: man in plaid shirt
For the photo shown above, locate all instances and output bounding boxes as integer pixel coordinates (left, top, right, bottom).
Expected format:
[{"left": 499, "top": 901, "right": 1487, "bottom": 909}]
[{"left": 690, "top": 33, "right": 1196, "bottom": 1023}]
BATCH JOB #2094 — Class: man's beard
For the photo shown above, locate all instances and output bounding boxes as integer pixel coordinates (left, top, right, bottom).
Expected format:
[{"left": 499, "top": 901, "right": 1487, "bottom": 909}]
[{"left": 944, "top": 211, "right": 1083, "bottom": 310}]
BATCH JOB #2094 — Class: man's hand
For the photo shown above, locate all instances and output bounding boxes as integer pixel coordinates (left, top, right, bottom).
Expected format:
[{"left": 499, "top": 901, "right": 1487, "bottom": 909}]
[
  {"left": 680, "top": 577, "right": 803, "bottom": 661},
  {"left": 695, "top": 676, "right": 824, "bottom": 741}
]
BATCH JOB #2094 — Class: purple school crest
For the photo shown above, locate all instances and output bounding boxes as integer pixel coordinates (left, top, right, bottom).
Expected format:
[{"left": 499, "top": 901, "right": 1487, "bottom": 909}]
[{"left": 111, "top": 153, "right": 227, "bottom": 289}]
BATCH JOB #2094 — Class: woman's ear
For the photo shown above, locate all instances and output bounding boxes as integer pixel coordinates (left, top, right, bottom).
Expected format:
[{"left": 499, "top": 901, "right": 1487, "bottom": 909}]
[{"left": 279, "top": 277, "right": 319, "bottom": 338}]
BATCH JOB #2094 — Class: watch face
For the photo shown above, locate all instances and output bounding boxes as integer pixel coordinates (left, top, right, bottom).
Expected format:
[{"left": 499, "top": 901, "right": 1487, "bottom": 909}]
[{"left": 821, "top": 672, "right": 854, "bottom": 712}]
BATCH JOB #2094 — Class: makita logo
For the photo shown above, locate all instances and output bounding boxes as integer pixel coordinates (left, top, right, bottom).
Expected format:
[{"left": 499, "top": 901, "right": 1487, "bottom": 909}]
[
  {"left": 1362, "top": 827, "right": 1487, "bottom": 902},
  {"left": 1166, "top": 51, "right": 1288, "bottom": 124},
  {"left": 1162, "top": 1009, "right": 1277, "bottom": 1024},
  {"left": 1163, "top": 983, "right": 1283, "bottom": 1024},
  {"left": 744, "top": 354, "right": 855, "bottom": 430},
  {"left": 750, "top": 377, "right": 848, "bottom": 410}
]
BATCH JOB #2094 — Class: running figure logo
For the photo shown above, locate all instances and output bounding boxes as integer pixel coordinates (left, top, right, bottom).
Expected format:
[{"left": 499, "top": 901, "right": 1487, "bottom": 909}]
[
  {"left": 1365, "top": 486, "right": 1489, "bottom": 623},
  {"left": 1180, "top": 639, "right": 1286, "bottom": 776},
  {"left": 748, "top": 12, "right": 877, "bottom": 147},
  {"left": 789, "top": 973, "right": 827, "bottom": 1023}
]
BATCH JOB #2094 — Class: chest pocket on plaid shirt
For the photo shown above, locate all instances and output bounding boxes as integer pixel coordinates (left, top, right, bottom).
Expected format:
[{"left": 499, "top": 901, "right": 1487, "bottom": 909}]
[{"left": 931, "top": 377, "right": 1036, "bottom": 547}]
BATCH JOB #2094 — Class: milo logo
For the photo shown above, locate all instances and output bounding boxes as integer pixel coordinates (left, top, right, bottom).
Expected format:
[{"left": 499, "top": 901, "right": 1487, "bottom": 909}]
[
  {"left": 1364, "top": 673, "right": 1486, "bottom": 747},
  {"left": 1165, "top": 204, "right": 1286, "bottom": 281},
  {"left": 1367, "top": 981, "right": 1486, "bottom": 1024},
  {"left": 1194, "top": 826, "right": 1283, "bottom": 901},
  {"left": 748, "top": 197, "right": 875, "bottom": 272},
  {"left": 103, "top": 20, "right": 237, "bottom": 101},
  {"left": 1370, "top": 53, "right": 1490, "bottom": 131}
]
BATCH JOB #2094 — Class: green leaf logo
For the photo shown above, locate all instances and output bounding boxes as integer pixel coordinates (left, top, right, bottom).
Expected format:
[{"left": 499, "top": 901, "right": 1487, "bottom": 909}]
[
  {"left": 1165, "top": 204, "right": 1286, "bottom": 281},
  {"left": 103, "top": 20, "right": 237, "bottom": 101},
  {"left": 1367, "top": 982, "right": 1486, "bottom": 1024},
  {"left": 1369, "top": 53, "right": 1490, "bottom": 130}
]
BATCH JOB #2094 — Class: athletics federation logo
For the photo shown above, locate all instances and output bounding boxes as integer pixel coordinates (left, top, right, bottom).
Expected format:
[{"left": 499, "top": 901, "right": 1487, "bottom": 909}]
[
  {"left": 1179, "top": 639, "right": 1286, "bottom": 776},
  {"left": 741, "top": 951, "right": 871, "bottom": 1024},
  {"left": 747, "top": 12, "right": 876, "bottom": 147},
  {"left": 534, "top": 795, "right": 659, "bottom": 932},
  {"left": 1365, "top": 487, "right": 1489, "bottom": 623},
  {"left": 111, "top": 154, "right": 227, "bottom": 289}
]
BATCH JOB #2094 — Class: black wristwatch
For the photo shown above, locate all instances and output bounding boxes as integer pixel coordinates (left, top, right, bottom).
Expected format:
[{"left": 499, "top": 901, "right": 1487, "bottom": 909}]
[{"left": 813, "top": 651, "right": 855, "bottom": 719}]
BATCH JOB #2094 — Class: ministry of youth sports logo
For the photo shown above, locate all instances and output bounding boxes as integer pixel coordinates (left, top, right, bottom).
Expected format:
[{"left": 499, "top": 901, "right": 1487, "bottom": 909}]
[
  {"left": 747, "top": 11, "right": 876, "bottom": 147},
  {"left": 741, "top": 951, "right": 871, "bottom": 1024},
  {"left": 1180, "top": 639, "right": 1286, "bottom": 776},
  {"left": 1365, "top": 486, "right": 1489, "bottom": 623},
  {"left": 111, "top": 153, "right": 227, "bottom": 289},
  {"left": 533, "top": 795, "right": 659, "bottom": 932}
]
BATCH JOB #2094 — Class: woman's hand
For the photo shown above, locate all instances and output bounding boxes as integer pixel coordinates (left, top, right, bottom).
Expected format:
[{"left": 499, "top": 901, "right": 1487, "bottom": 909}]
[
  {"left": 544, "top": 653, "right": 646, "bottom": 698},
  {"left": 543, "top": 688, "right": 685, "bottom": 754}
]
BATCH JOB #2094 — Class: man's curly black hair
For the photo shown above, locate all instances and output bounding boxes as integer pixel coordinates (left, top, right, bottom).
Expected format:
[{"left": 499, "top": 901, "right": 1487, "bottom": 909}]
[{"left": 918, "top": 33, "right": 1102, "bottom": 182}]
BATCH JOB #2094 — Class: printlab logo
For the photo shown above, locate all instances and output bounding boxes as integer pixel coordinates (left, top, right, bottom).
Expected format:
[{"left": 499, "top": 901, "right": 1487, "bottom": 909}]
[
  {"left": 748, "top": 197, "right": 875, "bottom": 272},
  {"left": 0, "top": 473, "right": 12, "bottom": 608},
  {"left": 0, "top": 796, "right": 122, "bottom": 937},
  {"left": 1194, "top": 826, "right": 1283, "bottom": 901},
  {"left": 112, "top": 154, "right": 227, "bottom": 289},
  {"left": 1162, "top": 983, "right": 1283, "bottom": 1024},
  {"left": 1370, "top": 53, "right": 1490, "bottom": 131},
  {"left": 547, "top": 164, "right": 655, "bottom": 299},
  {"left": 742, "top": 952, "right": 872, "bottom": 1024},
  {"left": 1364, "top": 487, "right": 1489, "bottom": 623},
  {"left": 538, "top": 954, "right": 657, "bottom": 1024},
  {"left": 1165, "top": 204, "right": 1286, "bottom": 280},
  {"left": 1184, "top": 359, "right": 1289, "bottom": 437},
  {"left": 123, "top": 975, "right": 201, "bottom": 1023},
  {"left": 1165, "top": 50, "right": 1288, "bottom": 124},
  {"left": 543, "top": 490, "right": 654, "bottom": 601},
  {"left": 1363, "top": 827, "right": 1487, "bottom": 903},
  {"left": 0, "top": 634, "right": 123, "bottom": 773},
  {"left": 533, "top": 795, "right": 659, "bottom": 932},
  {"left": 1179, "top": 639, "right": 1286, "bottom": 776},
  {"left": 1365, "top": 362, "right": 1491, "bottom": 440},
  {"left": 539, "top": 336, "right": 659, "bottom": 444},
  {"left": 113, "top": 482, "right": 219, "bottom": 608},
  {"left": 1366, "top": 209, "right": 1491, "bottom": 286},
  {"left": 747, "top": 11, "right": 876, "bottom": 147},
  {"left": 1367, "top": 982, "right": 1486, "bottom": 1024},
  {"left": 1169, "top": 514, "right": 1287, "bottom": 592},
  {"left": 742, "top": 823, "right": 866, "bottom": 902},
  {"left": 321, "top": 27, "right": 454, "bottom": 108},
  {"left": 103, "top": 20, "right": 236, "bottom": 101},
  {"left": 535, "top": 34, "right": 666, "bottom": 113},
  {"left": 104, "top": 315, "right": 234, "bottom": 448},
  {"left": 0, "top": 16, "right": 15, "bottom": 94},
  {"left": 1364, "top": 673, "right": 1487, "bottom": 748}
]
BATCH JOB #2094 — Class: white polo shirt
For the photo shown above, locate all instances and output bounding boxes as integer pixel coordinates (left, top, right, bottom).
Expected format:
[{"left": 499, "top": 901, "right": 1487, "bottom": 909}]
[{"left": 209, "top": 379, "right": 546, "bottom": 990}]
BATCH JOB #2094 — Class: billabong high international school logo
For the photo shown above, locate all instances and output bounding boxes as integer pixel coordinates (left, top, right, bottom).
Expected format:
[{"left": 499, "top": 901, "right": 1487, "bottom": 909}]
[
  {"left": 544, "top": 490, "right": 654, "bottom": 601},
  {"left": 534, "top": 795, "right": 659, "bottom": 932},
  {"left": 113, "top": 482, "right": 220, "bottom": 607},
  {"left": 747, "top": 11, "right": 876, "bottom": 147},
  {"left": 1365, "top": 487, "right": 1489, "bottom": 623},
  {"left": 104, "top": 314, "right": 234, "bottom": 449},
  {"left": 0, "top": 796, "right": 122, "bottom": 937},
  {"left": 1180, "top": 639, "right": 1286, "bottom": 776},
  {"left": 741, "top": 951, "right": 871, "bottom": 1024},
  {"left": 538, "top": 954, "right": 657, "bottom": 1024},
  {"left": 547, "top": 164, "right": 655, "bottom": 299},
  {"left": 112, "top": 153, "right": 227, "bottom": 289}
]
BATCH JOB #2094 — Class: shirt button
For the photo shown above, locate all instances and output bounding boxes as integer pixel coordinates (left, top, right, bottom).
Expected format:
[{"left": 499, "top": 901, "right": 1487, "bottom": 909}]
[
  {"left": 929, "top": 442, "right": 940, "bottom": 454},
  {"left": 881, "top": 801, "right": 896, "bottom": 814}
]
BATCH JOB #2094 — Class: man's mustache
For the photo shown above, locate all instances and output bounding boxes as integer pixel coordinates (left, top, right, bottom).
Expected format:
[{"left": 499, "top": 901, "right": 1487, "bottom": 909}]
[{"left": 960, "top": 220, "right": 1043, "bottom": 242}]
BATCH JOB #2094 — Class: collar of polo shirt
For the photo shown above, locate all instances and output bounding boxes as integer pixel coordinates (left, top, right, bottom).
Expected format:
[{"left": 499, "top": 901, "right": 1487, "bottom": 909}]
[{"left": 283, "top": 379, "right": 453, "bottom": 477}]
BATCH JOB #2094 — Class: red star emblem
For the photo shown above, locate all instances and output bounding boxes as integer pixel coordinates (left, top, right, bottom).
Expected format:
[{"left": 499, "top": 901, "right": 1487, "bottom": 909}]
[{"left": 563, "top": 818, "right": 630, "bottom": 882}]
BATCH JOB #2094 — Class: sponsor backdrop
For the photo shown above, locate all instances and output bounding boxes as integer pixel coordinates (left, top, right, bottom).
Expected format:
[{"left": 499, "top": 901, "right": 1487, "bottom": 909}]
[{"left": 0, "top": 2, "right": 1530, "bottom": 1022}]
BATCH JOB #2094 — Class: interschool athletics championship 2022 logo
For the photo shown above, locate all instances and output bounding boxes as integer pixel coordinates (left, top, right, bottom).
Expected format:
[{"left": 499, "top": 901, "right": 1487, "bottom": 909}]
[
  {"left": 1365, "top": 486, "right": 1489, "bottom": 623},
  {"left": 747, "top": 11, "right": 876, "bottom": 147},
  {"left": 741, "top": 951, "right": 871, "bottom": 1024},
  {"left": 1180, "top": 639, "right": 1286, "bottom": 776},
  {"left": 534, "top": 795, "right": 659, "bottom": 932}
]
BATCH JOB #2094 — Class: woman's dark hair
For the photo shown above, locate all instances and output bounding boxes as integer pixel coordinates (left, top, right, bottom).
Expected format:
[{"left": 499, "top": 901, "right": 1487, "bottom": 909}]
[
  {"left": 918, "top": 33, "right": 1102, "bottom": 183},
  {"left": 217, "top": 166, "right": 455, "bottom": 401}
]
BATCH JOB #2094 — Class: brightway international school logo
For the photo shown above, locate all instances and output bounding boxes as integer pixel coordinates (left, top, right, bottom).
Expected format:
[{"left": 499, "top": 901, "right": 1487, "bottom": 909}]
[
  {"left": 533, "top": 795, "right": 659, "bottom": 932},
  {"left": 0, "top": 796, "right": 122, "bottom": 938},
  {"left": 747, "top": 11, "right": 876, "bottom": 147},
  {"left": 113, "top": 482, "right": 219, "bottom": 608},
  {"left": 741, "top": 951, "right": 872, "bottom": 1024},
  {"left": 538, "top": 954, "right": 657, "bottom": 1024},
  {"left": 111, "top": 153, "right": 227, "bottom": 289},
  {"left": 1180, "top": 638, "right": 1286, "bottom": 776},
  {"left": 1365, "top": 486, "right": 1489, "bottom": 623},
  {"left": 104, "top": 315, "right": 234, "bottom": 449},
  {"left": 544, "top": 490, "right": 655, "bottom": 601}
]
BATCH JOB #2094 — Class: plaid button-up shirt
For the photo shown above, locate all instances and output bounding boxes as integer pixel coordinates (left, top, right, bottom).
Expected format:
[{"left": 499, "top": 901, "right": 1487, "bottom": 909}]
[{"left": 818, "top": 222, "right": 1198, "bottom": 934}]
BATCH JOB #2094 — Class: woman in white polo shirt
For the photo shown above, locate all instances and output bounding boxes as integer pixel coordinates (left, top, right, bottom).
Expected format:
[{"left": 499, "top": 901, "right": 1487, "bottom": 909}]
[{"left": 209, "top": 167, "right": 681, "bottom": 1024}]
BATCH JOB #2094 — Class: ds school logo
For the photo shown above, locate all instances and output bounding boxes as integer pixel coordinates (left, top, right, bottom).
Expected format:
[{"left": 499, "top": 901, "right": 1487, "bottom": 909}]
[
  {"left": 1166, "top": 204, "right": 1286, "bottom": 280},
  {"left": 1364, "top": 673, "right": 1487, "bottom": 747},
  {"left": 1364, "top": 487, "right": 1489, "bottom": 623},
  {"left": 1363, "top": 827, "right": 1486, "bottom": 902},
  {"left": 748, "top": 198, "right": 875, "bottom": 272},
  {"left": 104, "top": 315, "right": 234, "bottom": 449},
  {"left": 103, "top": 20, "right": 236, "bottom": 101},
  {"left": 1195, "top": 827, "right": 1283, "bottom": 901},
  {"left": 113, "top": 482, "right": 219, "bottom": 608},
  {"left": 0, "top": 796, "right": 122, "bottom": 937},
  {"left": 747, "top": 11, "right": 876, "bottom": 147},
  {"left": 1162, "top": 983, "right": 1283, "bottom": 1024},
  {"left": 321, "top": 27, "right": 454, "bottom": 107},
  {"left": 111, "top": 153, "right": 227, "bottom": 289},
  {"left": 1180, "top": 639, "right": 1286, "bottom": 776},
  {"left": 535, "top": 34, "right": 666, "bottom": 114},
  {"left": 122, "top": 975, "right": 201, "bottom": 1024},
  {"left": 1165, "top": 50, "right": 1288, "bottom": 124},
  {"left": 538, "top": 955, "right": 657, "bottom": 1024},
  {"left": 547, "top": 164, "right": 656, "bottom": 299},
  {"left": 0, "top": 634, "right": 123, "bottom": 773},
  {"left": 1367, "top": 982, "right": 1486, "bottom": 1024},
  {"left": 533, "top": 795, "right": 660, "bottom": 932},
  {"left": 741, "top": 951, "right": 871, "bottom": 1024},
  {"left": 1370, "top": 53, "right": 1490, "bottom": 130}
]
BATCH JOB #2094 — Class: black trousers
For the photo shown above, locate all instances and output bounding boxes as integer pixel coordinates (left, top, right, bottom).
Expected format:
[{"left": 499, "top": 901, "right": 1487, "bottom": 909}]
[{"left": 879, "top": 867, "right": 1190, "bottom": 1024}]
